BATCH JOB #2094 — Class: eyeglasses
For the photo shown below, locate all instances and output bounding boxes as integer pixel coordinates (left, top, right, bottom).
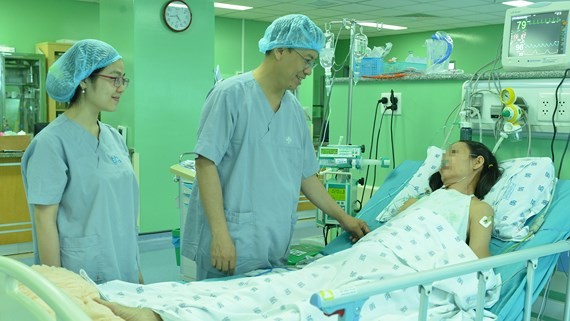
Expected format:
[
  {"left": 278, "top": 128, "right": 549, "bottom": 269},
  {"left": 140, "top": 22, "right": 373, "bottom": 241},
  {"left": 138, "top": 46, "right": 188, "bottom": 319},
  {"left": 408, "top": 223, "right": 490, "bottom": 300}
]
[
  {"left": 95, "top": 74, "right": 130, "bottom": 88},
  {"left": 292, "top": 49, "right": 318, "bottom": 69}
]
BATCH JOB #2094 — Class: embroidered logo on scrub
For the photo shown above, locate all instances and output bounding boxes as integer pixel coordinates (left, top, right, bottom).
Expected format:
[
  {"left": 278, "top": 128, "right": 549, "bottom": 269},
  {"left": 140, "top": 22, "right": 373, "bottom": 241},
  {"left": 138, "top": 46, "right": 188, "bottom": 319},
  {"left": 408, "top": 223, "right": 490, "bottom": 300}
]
[
  {"left": 285, "top": 136, "right": 292, "bottom": 144},
  {"left": 110, "top": 156, "right": 122, "bottom": 164}
]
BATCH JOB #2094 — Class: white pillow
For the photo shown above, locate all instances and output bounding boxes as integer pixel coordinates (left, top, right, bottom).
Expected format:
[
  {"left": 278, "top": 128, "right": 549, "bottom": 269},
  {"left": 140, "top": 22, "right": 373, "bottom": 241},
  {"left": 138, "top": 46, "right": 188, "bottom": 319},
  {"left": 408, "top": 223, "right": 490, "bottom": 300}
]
[
  {"left": 484, "top": 157, "right": 556, "bottom": 241},
  {"left": 375, "top": 146, "right": 556, "bottom": 242}
]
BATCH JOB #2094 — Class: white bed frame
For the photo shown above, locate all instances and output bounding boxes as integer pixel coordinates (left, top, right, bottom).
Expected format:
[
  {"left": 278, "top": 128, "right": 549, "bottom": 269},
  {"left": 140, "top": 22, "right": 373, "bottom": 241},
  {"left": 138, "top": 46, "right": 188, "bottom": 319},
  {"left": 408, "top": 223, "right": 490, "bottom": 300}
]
[
  {"left": 0, "top": 256, "right": 91, "bottom": 321},
  {"left": 311, "top": 240, "right": 570, "bottom": 321}
]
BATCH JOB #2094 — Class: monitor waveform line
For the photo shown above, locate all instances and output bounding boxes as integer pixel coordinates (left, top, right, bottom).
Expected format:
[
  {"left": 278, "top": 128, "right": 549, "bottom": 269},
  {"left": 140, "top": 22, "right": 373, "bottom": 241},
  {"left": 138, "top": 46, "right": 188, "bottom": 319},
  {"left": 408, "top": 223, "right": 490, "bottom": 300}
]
[
  {"left": 527, "top": 17, "right": 563, "bottom": 25},
  {"left": 524, "top": 41, "right": 561, "bottom": 49},
  {"left": 522, "top": 48, "right": 560, "bottom": 55}
]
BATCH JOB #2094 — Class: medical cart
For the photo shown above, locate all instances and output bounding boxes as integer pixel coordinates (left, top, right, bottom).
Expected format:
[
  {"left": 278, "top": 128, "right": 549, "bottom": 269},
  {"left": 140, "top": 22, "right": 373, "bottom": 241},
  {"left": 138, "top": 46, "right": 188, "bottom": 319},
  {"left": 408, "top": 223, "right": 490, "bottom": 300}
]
[{"left": 170, "top": 152, "right": 196, "bottom": 281}]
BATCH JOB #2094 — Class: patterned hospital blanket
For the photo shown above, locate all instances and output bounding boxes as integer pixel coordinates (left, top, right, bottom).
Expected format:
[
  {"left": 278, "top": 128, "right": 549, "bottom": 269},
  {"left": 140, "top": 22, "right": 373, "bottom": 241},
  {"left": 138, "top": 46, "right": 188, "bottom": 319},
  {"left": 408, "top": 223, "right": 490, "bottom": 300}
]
[{"left": 99, "top": 208, "right": 501, "bottom": 321}]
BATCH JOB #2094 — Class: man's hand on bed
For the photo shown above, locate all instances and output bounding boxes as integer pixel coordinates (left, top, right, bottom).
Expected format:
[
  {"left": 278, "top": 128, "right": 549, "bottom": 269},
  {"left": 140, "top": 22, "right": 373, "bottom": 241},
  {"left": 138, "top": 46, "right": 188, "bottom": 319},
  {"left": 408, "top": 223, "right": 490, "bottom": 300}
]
[
  {"left": 339, "top": 215, "right": 370, "bottom": 243},
  {"left": 211, "top": 233, "right": 236, "bottom": 275}
]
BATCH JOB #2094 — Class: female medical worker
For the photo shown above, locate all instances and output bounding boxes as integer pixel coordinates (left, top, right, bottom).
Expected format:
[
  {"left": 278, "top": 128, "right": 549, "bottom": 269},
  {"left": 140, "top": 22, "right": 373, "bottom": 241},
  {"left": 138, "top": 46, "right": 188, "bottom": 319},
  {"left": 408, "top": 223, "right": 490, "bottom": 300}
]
[
  {"left": 21, "top": 39, "right": 142, "bottom": 284},
  {"left": 182, "top": 14, "right": 370, "bottom": 280}
]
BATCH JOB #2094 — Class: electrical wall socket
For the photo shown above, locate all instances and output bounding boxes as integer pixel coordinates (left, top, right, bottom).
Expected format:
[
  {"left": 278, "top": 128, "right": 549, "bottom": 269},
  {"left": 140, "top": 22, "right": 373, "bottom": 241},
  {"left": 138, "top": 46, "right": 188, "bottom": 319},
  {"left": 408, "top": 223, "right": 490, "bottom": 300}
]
[
  {"left": 380, "top": 92, "right": 402, "bottom": 115},
  {"left": 537, "top": 93, "right": 570, "bottom": 123}
]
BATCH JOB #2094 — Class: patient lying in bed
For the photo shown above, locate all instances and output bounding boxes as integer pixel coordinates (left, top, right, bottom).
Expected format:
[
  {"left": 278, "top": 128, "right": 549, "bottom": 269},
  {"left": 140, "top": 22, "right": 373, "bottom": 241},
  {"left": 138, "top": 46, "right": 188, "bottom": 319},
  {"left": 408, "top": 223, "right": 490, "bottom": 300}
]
[{"left": 91, "top": 141, "right": 502, "bottom": 321}]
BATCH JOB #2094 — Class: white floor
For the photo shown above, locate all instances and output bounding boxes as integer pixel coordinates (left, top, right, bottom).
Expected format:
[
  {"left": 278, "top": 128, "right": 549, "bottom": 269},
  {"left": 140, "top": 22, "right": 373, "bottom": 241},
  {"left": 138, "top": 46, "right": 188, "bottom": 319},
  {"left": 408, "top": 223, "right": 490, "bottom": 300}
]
[{"left": 137, "top": 232, "right": 183, "bottom": 283}]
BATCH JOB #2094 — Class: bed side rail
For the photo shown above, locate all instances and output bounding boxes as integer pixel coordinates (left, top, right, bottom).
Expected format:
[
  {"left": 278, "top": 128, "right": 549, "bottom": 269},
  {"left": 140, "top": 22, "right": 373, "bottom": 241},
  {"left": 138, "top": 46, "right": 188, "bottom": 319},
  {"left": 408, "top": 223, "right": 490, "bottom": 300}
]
[
  {"left": 0, "top": 256, "right": 91, "bottom": 321},
  {"left": 310, "top": 240, "right": 570, "bottom": 321}
]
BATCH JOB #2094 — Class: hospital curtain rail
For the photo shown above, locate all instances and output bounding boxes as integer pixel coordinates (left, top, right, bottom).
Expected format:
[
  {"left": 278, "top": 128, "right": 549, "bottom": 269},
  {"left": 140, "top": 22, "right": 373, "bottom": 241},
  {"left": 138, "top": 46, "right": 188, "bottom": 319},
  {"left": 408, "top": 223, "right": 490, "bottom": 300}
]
[{"left": 310, "top": 239, "right": 570, "bottom": 321}]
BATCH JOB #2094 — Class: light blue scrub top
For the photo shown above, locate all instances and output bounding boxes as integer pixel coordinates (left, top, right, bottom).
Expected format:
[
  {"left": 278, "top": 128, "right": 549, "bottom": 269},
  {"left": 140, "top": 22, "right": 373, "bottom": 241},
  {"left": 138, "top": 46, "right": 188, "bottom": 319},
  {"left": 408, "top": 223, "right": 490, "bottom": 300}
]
[
  {"left": 183, "top": 72, "right": 318, "bottom": 279},
  {"left": 21, "top": 114, "right": 140, "bottom": 283}
]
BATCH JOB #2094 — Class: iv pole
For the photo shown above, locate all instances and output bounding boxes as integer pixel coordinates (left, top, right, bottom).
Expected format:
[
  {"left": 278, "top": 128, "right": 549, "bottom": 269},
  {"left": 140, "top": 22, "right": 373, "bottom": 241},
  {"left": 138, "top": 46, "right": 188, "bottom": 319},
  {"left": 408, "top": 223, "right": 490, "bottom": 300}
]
[
  {"left": 347, "top": 20, "right": 356, "bottom": 144},
  {"left": 326, "top": 19, "right": 380, "bottom": 145}
]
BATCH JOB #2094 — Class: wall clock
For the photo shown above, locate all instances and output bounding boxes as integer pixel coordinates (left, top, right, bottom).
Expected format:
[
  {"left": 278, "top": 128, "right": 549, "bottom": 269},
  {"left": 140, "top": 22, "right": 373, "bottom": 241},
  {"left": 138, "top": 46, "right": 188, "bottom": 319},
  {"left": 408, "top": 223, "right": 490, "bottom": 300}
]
[{"left": 163, "top": 0, "right": 192, "bottom": 32}]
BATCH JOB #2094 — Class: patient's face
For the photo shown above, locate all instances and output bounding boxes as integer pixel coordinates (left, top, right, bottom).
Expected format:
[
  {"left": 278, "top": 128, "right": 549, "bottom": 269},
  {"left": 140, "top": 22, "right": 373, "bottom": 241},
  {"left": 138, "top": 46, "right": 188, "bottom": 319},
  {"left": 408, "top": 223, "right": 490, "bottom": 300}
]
[{"left": 440, "top": 142, "right": 474, "bottom": 181}]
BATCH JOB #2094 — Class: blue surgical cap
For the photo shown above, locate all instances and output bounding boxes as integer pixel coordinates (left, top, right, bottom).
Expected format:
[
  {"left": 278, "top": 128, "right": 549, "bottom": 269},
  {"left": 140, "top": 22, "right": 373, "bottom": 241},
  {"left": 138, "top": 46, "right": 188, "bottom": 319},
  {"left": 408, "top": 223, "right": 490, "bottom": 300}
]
[
  {"left": 258, "top": 14, "right": 325, "bottom": 53},
  {"left": 46, "top": 39, "right": 122, "bottom": 103}
]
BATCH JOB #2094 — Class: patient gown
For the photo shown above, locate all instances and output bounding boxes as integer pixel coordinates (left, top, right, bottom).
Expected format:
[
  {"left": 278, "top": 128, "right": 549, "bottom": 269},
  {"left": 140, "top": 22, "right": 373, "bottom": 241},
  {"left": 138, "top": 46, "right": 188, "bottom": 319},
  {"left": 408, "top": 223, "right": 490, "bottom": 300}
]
[
  {"left": 406, "top": 188, "right": 473, "bottom": 240},
  {"left": 99, "top": 188, "right": 500, "bottom": 321}
]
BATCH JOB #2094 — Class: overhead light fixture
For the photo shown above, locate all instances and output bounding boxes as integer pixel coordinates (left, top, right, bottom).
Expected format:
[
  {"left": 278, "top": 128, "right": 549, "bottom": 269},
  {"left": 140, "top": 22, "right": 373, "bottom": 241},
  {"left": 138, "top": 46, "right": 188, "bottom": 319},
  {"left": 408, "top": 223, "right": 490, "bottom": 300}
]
[
  {"left": 358, "top": 22, "right": 407, "bottom": 31},
  {"left": 502, "top": 1, "right": 534, "bottom": 7},
  {"left": 214, "top": 2, "right": 253, "bottom": 11}
]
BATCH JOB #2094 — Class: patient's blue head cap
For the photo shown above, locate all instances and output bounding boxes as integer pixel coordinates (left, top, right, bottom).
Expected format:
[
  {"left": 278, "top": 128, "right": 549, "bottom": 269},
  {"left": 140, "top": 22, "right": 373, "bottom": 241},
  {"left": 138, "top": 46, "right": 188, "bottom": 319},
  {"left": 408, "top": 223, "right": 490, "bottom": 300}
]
[
  {"left": 258, "top": 14, "right": 325, "bottom": 53},
  {"left": 47, "top": 39, "right": 122, "bottom": 103}
]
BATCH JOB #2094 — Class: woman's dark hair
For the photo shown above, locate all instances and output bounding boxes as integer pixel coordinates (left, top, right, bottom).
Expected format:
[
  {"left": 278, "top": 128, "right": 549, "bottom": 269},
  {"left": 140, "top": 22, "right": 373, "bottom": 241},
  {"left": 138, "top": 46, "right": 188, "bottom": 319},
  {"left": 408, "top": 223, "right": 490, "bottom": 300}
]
[
  {"left": 68, "top": 67, "right": 104, "bottom": 106},
  {"left": 429, "top": 140, "right": 502, "bottom": 199}
]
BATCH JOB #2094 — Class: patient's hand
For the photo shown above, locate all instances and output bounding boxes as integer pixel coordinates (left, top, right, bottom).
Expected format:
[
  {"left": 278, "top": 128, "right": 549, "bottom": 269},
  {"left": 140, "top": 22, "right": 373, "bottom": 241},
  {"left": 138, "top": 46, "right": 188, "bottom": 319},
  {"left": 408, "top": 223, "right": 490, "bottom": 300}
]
[{"left": 95, "top": 298, "right": 162, "bottom": 321}]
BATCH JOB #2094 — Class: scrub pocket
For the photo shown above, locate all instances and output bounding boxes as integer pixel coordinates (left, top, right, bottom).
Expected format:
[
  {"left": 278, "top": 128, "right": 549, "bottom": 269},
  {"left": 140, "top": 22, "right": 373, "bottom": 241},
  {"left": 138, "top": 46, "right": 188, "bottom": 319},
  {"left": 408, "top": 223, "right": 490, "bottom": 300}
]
[
  {"left": 276, "top": 145, "right": 303, "bottom": 179},
  {"left": 225, "top": 210, "right": 256, "bottom": 260},
  {"left": 60, "top": 234, "right": 103, "bottom": 282}
]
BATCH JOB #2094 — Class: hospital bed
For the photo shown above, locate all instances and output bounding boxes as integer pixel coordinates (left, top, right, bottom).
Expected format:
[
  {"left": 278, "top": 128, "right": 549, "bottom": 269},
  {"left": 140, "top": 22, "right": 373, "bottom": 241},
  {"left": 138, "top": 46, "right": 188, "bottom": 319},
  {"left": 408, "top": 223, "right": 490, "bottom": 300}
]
[
  {"left": 0, "top": 256, "right": 91, "bottom": 321},
  {"left": 315, "top": 160, "right": 570, "bottom": 321},
  {"left": 1, "top": 159, "right": 570, "bottom": 321}
]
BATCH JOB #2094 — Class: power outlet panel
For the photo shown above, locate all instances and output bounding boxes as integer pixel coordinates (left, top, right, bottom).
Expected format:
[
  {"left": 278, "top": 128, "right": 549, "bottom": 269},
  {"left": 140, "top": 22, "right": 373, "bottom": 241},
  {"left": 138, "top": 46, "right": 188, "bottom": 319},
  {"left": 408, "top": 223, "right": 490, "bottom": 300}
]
[
  {"left": 461, "top": 79, "right": 570, "bottom": 135},
  {"left": 380, "top": 92, "right": 402, "bottom": 115},
  {"left": 537, "top": 93, "right": 570, "bottom": 123}
]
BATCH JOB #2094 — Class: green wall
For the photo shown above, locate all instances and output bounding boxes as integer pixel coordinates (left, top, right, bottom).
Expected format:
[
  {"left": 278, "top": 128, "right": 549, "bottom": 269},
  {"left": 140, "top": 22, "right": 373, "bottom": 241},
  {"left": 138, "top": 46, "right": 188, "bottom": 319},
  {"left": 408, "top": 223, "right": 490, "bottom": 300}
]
[
  {"left": 100, "top": 0, "right": 215, "bottom": 233},
  {"left": 0, "top": 1, "right": 312, "bottom": 233},
  {"left": 0, "top": 0, "right": 99, "bottom": 53},
  {"left": 328, "top": 24, "right": 570, "bottom": 181},
  {"left": 332, "top": 24, "right": 504, "bottom": 76},
  {"left": 1, "top": 0, "right": 215, "bottom": 233},
  {"left": 99, "top": 0, "right": 135, "bottom": 146},
  {"left": 214, "top": 18, "right": 270, "bottom": 78},
  {"left": 214, "top": 17, "right": 314, "bottom": 109},
  {"left": 5, "top": 3, "right": 564, "bottom": 232}
]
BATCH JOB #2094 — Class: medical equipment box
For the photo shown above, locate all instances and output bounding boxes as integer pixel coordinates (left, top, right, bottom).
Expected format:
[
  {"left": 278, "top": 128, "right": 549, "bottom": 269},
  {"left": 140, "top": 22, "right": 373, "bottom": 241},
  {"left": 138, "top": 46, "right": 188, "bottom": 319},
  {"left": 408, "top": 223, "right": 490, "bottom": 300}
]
[
  {"left": 359, "top": 57, "right": 384, "bottom": 76},
  {"left": 287, "top": 243, "right": 323, "bottom": 265},
  {"left": 383, "top": 61, "right": 426, "bottom": 74}
]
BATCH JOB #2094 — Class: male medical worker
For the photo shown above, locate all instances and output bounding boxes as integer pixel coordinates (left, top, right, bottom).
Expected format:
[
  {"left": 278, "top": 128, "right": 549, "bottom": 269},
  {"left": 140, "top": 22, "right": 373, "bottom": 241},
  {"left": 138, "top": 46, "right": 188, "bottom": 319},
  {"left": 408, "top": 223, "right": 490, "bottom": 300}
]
[{"left": 183, "top": 14, "right": 370, "bottom": 280}]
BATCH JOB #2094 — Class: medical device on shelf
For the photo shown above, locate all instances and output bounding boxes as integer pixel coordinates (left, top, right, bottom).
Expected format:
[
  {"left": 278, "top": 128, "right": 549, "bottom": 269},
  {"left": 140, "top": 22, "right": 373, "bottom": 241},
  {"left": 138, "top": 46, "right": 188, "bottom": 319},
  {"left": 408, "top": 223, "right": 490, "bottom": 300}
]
[
  {"left": 460, "top": 82, "right": 530, "bottom": 153},
  {"left": 502, "top": 1, "right": 570, "bottom": 71},
  {"left": 322, "top": 19, "right": 381, "bottom": 144},
  {"left": 493, "top": 96, "right": 529, "bottom": 153},
  {"left": 316, "top": 144, "right": 389, "bottom": 226},
  {"left": 352, "top": 26, "right": 368, "bottom": 83},
  {"left": 320, "top": 24, "right": 335, "bottom": 97},
  {"left": 426, "top": 31, "right": 453, "bottom": 74}
]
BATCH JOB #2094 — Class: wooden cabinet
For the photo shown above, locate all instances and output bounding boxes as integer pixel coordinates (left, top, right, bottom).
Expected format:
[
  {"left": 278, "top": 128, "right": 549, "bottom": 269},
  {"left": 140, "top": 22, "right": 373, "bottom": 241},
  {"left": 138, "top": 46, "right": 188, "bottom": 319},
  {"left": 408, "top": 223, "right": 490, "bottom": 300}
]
[
  {"left": 0, "top": 135, "right": 32, "bottom": 254},
  {"left": 0, "top": 156, "right": 32, "bottom": 254},
  {"left": 35, "top": 42, "right": 72, "bottom": 122}
]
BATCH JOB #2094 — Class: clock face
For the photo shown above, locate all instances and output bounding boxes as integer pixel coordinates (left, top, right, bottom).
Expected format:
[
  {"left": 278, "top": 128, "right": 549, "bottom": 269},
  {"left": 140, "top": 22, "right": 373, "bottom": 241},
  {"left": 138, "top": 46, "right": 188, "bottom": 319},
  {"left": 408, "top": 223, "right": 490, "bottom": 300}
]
[{"left": 164, "top": 0, "right": 192, "bottom": 32}]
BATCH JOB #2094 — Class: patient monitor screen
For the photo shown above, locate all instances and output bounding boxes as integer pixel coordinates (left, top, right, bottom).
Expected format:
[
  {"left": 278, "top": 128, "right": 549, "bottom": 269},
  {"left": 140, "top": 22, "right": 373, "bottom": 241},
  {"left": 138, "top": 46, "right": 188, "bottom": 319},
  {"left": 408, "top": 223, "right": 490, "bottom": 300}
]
[{"left": 508, "top": 10, "right": 569, "bottom": 58}]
